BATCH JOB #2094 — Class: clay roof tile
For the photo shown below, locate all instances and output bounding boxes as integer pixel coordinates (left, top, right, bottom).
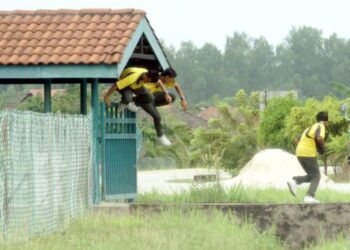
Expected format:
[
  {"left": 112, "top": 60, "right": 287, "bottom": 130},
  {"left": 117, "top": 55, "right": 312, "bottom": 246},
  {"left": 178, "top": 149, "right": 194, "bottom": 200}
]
[
  {"left": 101, "top": 15, "right": 112, "bottom": 22},
  {"left": 57, "top": 38, "right": 70, "bottom": 47},
  {"left": 77, "top": 38, "right": 89, "bottom": 46},
  {"left": 13, "top": 47, "right": 24, "bottom": 54},
  {"left": 27, "top": 23, "right": 38, "bottom": 31},
  {"left": 8, "top": 23, "right": 17, "bottom": 31},
  {"left": 42, "top": 30, "right": 54, "bottom": 39},
  {"left": 110, "top": 15, "right": 121, "bottom": 23},
  {"left": 90, "top": 14, "right": 102, "bottom": 23},
  {"left": 19, "top": 54, "right": 30, "bottom": 62},
  {"left": 72, "top": 46, "right": 85, "bottom": 54},
  {"left": 27, "top": 39, "right": 39, "bottom": 47},
  {"left": 76, "top": 22, "right": 88, "bottom": 30},
  {"left": 47, "top": 54, "right": 60, "bottom": 64}
]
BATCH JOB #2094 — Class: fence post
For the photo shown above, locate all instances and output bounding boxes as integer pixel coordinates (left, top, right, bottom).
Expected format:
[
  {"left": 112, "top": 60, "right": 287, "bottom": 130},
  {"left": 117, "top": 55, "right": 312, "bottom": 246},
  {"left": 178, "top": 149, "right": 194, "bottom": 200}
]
[{"left": 91, "top": 79, "right": 100, "bottom": 204}]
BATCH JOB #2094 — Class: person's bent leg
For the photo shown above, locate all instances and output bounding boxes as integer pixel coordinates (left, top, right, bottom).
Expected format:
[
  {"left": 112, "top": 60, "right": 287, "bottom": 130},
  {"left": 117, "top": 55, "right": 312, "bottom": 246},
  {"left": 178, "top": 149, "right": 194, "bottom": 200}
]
[
  {"left": 293, "top": 157, "right": 313, "bottom": 185},
  {"left": 153, "top": 92, "right": 176, "bottom": 107},
  {"left": 119, "top": 88, "right": 134, "bottom": 104},
  {"left": 301, "top": 157, "right": 321, "bottom": 197},
  {"left": 140, "top": 102, "right": 163, "bottom": 137},
  {"left": 139, "top": 101, "right": 171, "bottom": 146}
]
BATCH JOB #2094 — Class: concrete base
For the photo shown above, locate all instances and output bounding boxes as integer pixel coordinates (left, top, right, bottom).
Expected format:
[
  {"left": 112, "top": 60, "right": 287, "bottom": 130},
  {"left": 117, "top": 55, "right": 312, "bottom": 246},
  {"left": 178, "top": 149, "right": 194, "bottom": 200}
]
[{"left": 93, "top": 202, "right": 350, "bottom": 249}]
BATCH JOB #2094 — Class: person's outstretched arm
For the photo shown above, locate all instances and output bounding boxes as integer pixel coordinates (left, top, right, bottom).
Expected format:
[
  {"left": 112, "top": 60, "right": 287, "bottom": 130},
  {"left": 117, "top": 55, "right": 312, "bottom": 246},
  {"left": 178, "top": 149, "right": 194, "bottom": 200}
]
[
  {"left": 174, "top": 83, "right": 187, "bottom": 111},
  {"left": 157, "top": 80, "right": 172, "bottom": 103},
  {"left": 103, "top": 84, "right": 118, "bottom": 107}
]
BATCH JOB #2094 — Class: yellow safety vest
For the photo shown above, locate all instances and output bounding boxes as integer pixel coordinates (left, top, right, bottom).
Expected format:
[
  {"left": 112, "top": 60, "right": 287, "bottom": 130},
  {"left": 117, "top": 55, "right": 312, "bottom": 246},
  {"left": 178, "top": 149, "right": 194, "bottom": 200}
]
[
  {"left": 144, "top": 80, "right": 176, "bottom": 94},
  {"left": 295, "top": 122, "right": 326, "bottom": 157},
  {"left": 116, "top": 67, "right": 148, "bottom": 90}
]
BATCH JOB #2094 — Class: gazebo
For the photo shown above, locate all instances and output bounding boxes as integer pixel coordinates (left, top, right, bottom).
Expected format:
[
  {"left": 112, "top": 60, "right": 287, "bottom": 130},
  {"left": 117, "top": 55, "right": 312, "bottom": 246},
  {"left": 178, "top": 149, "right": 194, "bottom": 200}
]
[{"left": 0, "top": 8, "right": 171, "bottom": 203}]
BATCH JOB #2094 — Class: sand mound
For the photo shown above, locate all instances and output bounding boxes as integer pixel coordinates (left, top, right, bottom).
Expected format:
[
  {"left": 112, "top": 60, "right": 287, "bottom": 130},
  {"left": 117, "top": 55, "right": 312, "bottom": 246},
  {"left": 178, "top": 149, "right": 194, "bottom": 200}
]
[{"left": 233, "top": 149, "right": 333, "bottom": 188}]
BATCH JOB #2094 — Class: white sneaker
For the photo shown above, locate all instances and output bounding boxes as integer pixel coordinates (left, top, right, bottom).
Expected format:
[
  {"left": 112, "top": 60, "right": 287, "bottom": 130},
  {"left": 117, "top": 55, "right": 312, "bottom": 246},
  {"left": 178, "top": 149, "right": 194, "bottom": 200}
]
[
  {"left": 287, "top": 179, "right": 297, "bottom": 197},
  {"left": 117, "top": 103, "right": 127, "bottom": 113},
  {"left": 303, "top": 196, "right": 320, "bottom": 203},
  {"left": 126, "top": 102, "right": 138, "bottom": 112},
  {"left": 158, "top": 135, "right": 171, "bottom": 146}
]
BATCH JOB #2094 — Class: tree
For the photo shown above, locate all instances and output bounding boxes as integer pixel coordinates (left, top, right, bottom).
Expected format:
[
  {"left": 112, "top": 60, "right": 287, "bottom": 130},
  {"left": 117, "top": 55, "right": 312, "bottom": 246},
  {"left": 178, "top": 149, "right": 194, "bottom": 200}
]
[
  {"left": 138, "top": 108, "right": 193, "bottom": 168},
  {"left": 18, "top": 94, "right": 44, "bottom": 112},
  {"left": 247, "top": 37, "right": 275, "bottom": 91},
  {"left": 191, "top": 90, "right": 260, "bottom": 175},
  {"left": 258, "top": 94, "right": 299, "bottom": 152}
]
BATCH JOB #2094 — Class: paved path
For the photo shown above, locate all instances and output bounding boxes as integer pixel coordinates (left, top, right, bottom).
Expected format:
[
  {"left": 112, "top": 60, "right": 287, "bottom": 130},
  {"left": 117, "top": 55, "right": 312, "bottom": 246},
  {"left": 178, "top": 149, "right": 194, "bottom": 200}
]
[{"left": 137, "top": 168, "right": 350, "bottom": 194}]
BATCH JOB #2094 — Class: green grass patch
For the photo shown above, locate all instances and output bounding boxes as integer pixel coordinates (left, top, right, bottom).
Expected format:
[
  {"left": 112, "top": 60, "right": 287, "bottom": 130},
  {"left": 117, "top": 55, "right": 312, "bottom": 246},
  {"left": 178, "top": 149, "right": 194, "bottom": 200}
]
[
  {"left": 305, "top": 233, "right": 350, "bottom": 250},
  {"left": 0, "top": 210, "right": 286, "bottom": 250},
  {"left": 136, "top": 184, "right": 350, "bottom": 203}
]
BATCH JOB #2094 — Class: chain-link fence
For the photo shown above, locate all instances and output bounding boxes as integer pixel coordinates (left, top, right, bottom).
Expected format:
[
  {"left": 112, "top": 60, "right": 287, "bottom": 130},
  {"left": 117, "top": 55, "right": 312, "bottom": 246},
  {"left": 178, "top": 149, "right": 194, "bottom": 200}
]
[{"left": 0, "top": 110, "right": 92, "bottom": 239}]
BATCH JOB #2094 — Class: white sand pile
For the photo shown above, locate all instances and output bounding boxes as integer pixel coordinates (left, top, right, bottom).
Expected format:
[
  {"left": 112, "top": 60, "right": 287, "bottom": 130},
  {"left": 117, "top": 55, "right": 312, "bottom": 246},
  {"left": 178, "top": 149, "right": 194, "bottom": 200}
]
[{"left": 231, "top": 149, "right": 333, "bottom": 189}]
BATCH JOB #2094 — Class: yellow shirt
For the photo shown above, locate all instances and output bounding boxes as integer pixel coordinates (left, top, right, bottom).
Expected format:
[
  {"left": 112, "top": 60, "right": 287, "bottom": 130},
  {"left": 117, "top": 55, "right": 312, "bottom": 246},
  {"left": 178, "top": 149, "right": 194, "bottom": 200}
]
[
  {"left": 295, "top": 122, "right": 326, "bottom": 157},
  {"left": 116, "top": 67, "right": 148, "bottom": 90},
  {"left": 144, "top": 80, "right": 176, "bottom": 94}
]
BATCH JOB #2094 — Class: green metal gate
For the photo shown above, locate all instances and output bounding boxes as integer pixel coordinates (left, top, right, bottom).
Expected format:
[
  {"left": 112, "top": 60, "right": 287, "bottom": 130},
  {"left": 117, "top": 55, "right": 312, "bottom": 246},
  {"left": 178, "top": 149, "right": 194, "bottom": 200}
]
[{"left": 100, "top": 102, "right": 138, "bottom": 201}]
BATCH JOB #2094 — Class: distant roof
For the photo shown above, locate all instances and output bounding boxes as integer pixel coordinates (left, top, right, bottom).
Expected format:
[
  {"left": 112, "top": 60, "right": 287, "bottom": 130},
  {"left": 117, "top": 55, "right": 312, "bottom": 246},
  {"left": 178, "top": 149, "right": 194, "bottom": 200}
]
[
  {"left": 197, "top": 107, "right": 219, "bottom": 120},
  {"left": 0, "top": 9, "right": 146, "bottom": 65}
]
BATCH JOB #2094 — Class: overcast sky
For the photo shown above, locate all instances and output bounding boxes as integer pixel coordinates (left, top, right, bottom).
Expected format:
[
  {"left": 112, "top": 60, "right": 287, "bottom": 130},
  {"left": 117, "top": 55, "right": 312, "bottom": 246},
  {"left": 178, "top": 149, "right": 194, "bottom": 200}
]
[{"left": 2, "top": 0, "right": 350, "bottom": 51}]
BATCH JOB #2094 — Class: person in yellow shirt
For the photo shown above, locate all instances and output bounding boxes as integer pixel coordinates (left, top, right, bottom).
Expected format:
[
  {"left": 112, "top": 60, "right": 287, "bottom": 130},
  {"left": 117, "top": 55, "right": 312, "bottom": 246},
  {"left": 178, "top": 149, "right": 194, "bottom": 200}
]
[
  {"left": 144, "top": 67, "right": 188, "bottom": 112},
  {"left": 103, "top": 67, "right": 171, "bottom": 146},
  {"left": 287, "top": 111, "right": 329, "bottom": 203}
]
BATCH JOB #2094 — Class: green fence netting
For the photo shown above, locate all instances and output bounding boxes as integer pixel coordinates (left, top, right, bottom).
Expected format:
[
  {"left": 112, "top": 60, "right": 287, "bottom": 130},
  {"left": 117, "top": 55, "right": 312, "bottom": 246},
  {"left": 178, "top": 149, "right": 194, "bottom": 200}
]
[{"left": 0, "top": 110, "right": 92, "bottom": 239}]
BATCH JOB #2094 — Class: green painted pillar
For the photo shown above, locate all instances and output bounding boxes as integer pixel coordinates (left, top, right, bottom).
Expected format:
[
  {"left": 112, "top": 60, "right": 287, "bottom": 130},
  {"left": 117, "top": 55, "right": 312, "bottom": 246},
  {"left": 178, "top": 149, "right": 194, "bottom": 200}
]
[
  {"left": 80, "top": 79, "right": 87, "bottom": 115},
  {"left": 91, "top": 78, "right": 100, "bottom": 204},
  {"left": 44, "top": 79, "right": 51, "bottom": 113}
]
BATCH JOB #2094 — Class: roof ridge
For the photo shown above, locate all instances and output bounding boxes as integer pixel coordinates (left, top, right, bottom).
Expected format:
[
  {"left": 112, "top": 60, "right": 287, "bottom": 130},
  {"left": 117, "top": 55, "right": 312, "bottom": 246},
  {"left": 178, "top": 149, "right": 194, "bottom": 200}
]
[{"left": 0, "top": 8, "right": 146, "bottom": 16}]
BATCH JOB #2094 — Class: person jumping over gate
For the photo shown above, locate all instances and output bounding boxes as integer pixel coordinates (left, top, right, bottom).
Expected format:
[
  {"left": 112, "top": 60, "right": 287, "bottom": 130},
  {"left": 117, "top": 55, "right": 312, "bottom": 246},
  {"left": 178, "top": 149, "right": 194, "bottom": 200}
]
[
  {"left": 287, "top": 111, "right": 329, "bottom": 203},
  {"left": 144, "top": 67, "right": 188, "bottom": 111},
  {"left": 103, "top": 67, "right": 171, "bottom": 146}
]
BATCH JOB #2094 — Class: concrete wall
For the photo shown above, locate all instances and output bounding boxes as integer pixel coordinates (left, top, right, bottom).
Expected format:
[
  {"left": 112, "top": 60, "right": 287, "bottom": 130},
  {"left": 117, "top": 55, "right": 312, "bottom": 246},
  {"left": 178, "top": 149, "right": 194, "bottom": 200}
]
[{"left": 93, "top": 203, "right": 350, "bottom": 249}]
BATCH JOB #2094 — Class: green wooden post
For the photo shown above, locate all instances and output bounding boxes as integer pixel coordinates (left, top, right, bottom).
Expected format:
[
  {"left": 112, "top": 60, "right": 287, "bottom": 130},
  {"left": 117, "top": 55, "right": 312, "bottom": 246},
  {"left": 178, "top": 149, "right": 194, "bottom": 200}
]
[
  {"left": 80, "top": 79, "right": 87, "bottom": 115},
  {"left": 44, "top": 79, "right": 51, "bottom": 113},
  {"left": 91, "top": 78, "right": 100, "bottom": 204},
  {"left": 100, "top": 102, "right": 106, "bottom": 200}
]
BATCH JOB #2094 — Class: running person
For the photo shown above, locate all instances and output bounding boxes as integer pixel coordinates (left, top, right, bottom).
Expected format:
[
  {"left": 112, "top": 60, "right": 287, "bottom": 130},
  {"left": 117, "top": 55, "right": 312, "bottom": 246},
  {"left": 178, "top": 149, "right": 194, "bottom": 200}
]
[{"left": 287, "top": 111, "right": 329, "bottom": 203}]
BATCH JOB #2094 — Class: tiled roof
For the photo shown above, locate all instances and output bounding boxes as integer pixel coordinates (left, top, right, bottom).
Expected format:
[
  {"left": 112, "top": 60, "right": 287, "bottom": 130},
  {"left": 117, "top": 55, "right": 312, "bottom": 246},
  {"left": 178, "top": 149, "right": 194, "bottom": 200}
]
[
  {"left": 197, "top": 107, "right": 219, "bottom": 120},
  {"left": 0, "top": 9, "right": 146, "bottom": 65}
]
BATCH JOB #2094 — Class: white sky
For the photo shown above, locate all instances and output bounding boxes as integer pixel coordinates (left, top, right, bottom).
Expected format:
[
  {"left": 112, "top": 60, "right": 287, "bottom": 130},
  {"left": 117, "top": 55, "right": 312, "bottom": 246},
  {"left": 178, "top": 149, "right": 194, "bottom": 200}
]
[{"left": 2, "top": 0, "right": 350, "bottom": 51}]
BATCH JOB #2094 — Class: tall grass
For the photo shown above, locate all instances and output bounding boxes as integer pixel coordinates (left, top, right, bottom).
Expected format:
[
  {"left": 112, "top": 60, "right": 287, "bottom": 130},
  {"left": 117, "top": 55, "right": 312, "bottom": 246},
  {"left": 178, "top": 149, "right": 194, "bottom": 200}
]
[
  {"left": 1, "top": 210, "right": 286, "bottom": 250},
  {"left": 305, "top": 233, "right": 350, "bottom": 250},
  {"left": 136, "top": 184, "right": 350, "bottom": 203}
]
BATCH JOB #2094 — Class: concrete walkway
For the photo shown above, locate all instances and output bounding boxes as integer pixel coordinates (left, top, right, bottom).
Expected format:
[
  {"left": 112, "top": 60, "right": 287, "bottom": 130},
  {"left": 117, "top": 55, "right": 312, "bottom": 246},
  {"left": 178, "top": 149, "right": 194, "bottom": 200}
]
[{"left": 137, "top": 168, "right": 350, "bottom": 194}]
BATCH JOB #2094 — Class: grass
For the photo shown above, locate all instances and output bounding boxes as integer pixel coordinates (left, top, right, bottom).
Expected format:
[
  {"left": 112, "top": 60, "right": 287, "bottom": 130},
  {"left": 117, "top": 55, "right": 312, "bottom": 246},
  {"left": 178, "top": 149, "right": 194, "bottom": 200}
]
[
  {"left": 305, "top": 234, "right": 350, "bottom": 250},
  {"left": 136, "top": 184, "right": 350, "bottom": 203},
  {"left": 1, "top": 210, "right": 350, "bottom": 250},
  {"left": 0, "top": 210, "right": 287, "bottom": 250},
  {"left": 1, "top": 185, "right": 350, "bottom": 250}
]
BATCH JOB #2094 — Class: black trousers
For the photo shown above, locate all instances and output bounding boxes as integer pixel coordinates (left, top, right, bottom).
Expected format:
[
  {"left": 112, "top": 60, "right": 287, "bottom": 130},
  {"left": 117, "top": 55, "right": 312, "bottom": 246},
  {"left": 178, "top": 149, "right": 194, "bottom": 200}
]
[
  {"left": 294, "top": 157, "right": 321, "bottom": 197},
  {"left": 119, "top": 87, "right": 163, "bottom": 137}
]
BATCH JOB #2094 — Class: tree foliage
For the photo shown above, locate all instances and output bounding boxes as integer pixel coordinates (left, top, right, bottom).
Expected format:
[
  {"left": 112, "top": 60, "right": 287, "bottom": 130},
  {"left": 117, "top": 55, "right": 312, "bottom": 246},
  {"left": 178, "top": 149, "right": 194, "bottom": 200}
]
[
  {"left": 191, "top": 90, "right": 260, "bottom": 175},
  {"left": 258, "top": 94, "right": 299, "bottom": 152},
  {"left": 164, "top": 26, "right": 350, "bottom": 106}
]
